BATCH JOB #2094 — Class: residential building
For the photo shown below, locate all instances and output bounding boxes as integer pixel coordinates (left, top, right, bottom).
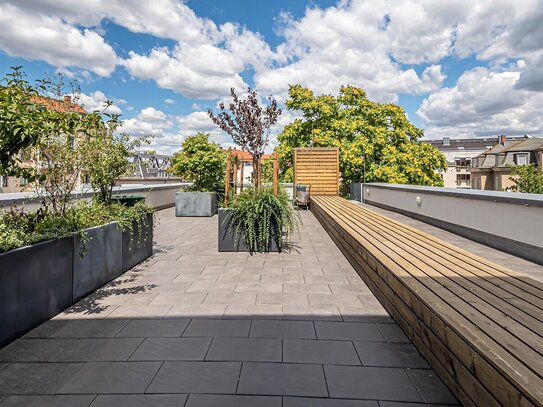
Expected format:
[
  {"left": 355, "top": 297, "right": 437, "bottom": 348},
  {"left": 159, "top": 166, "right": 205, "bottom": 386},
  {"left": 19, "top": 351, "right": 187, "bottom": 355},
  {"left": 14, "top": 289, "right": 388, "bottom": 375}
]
[
  {"left": 471, "top": 135, "right": 543, "bottom": 191},
  {"left": 422, "top": 136, "right": 528, "bottom": 189},
  {"left": 229, "top": 148, "right": 274, "bottom": 185}
]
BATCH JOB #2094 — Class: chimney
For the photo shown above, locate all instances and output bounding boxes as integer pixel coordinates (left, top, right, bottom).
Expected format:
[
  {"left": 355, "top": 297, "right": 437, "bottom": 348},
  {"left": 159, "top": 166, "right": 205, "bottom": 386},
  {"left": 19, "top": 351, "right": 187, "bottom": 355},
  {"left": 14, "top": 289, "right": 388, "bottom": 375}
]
[
  {"left": 499, "top": 134, "right": 506, "bottom": 146},
  {"left": 63, "top": 95, "right": 72, "bottom": 103},
  {"left": 443, "top": 137, "right": 450, "bottom": 146}
]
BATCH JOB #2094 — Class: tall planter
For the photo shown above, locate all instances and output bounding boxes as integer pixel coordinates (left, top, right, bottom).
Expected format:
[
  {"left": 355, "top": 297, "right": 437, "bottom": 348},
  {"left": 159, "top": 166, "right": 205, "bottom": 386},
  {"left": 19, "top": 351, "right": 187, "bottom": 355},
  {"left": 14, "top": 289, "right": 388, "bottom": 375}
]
[
  {"left": 122, "top": 213, "right": 154, "bottom": 272},
  {"left": 0, "top": 237, "right": 73, "bottom": 347},
  {"left": 218, "top": 208, "right": 280, "bottom": 252},
  {"left": 175, "top": 192, "right": 217, "bottom": 217},
  {"left": 73, "top": 223, "right": 123, "bottom": 303}
]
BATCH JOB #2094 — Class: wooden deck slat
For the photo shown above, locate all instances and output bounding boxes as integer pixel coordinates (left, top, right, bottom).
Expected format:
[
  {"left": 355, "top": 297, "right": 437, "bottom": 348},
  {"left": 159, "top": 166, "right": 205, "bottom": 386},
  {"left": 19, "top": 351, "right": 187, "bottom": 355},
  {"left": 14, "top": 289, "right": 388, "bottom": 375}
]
[{"left": 311, "top": 196, "right": 543, "bottom": 407}]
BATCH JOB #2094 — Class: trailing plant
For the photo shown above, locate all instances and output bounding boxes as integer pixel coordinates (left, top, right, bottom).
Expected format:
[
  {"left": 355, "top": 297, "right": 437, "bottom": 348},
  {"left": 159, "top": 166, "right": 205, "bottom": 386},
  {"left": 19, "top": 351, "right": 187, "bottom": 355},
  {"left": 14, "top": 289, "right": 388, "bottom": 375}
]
[
  {"left": 223, "top": 186, "right": 297, "bottom": 253},
  {"left": 169, "top": 133, "right": 226, "bottom": 192}
]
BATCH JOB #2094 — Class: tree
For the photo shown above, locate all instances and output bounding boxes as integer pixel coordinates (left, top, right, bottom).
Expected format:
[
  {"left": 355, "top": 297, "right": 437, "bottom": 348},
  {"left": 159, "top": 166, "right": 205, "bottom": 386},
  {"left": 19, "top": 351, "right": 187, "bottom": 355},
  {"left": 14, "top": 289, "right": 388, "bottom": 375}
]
[
  {"left": 277, "top": 85, "right": 447, "bottom": 195},
  {"left": 169, "top": 133, "right": 226, "bottom": 191},
  {"left": 208, "top": 88, "right": 281, "bottom": 189},
  {"left": 509, "top": 164, "right": 543, "bottom": 194}
]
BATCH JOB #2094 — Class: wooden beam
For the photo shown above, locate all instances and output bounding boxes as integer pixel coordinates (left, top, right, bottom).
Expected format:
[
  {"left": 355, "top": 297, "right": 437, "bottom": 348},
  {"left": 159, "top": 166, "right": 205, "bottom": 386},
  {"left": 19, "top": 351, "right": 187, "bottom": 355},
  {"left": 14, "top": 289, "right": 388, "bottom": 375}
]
[
  {"left": 224, "top": 149, "right": 231, "bottom": 207},
  {"left": 273, "top": 152, "right": 279, "bottom": 197},
  {"left": 240, "top": 159, "right": 244, "bottom": 193},
  {"left": 233, "top": 161, "right": 238, "bottom": 197}
]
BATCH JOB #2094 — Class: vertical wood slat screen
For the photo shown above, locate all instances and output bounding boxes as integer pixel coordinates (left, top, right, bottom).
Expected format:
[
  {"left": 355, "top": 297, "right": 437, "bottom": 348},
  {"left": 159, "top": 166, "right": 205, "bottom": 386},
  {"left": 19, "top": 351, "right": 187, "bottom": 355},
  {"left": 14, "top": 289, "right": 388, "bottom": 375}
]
[{"left": 294, "top": 147, "right": 339, "bottom": 196}]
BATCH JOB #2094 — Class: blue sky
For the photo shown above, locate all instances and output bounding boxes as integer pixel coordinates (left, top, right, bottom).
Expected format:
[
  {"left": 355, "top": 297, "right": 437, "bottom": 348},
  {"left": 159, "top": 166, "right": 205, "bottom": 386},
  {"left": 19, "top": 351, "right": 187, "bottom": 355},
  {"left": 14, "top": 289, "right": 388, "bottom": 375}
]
[{"left": 0, "top": 0, "right": 541, "bottom": 154}]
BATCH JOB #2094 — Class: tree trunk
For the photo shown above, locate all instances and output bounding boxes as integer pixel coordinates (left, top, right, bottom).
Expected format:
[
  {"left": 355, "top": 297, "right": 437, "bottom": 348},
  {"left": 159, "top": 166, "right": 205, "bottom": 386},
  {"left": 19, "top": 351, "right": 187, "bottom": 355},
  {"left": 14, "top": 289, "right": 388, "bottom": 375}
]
[{"left": 252, "top": 156, "right": 261, "bottom": 190}]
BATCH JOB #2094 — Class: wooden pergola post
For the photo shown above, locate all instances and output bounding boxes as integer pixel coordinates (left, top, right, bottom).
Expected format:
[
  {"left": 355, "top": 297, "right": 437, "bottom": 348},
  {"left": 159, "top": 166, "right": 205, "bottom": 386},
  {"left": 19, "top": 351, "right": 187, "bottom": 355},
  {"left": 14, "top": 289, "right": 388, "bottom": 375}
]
[
  {"left": 224, "top": 149, "right": 231, "bottom": 207},
  {"left": 239, "top": 159, "right": 244, "bottom": 193},
  {"left": 273, "top": 152, "right": 279, "bottom": 197},
  {"left": 233, "top": 160, "right": 238, "bottom": 197}
]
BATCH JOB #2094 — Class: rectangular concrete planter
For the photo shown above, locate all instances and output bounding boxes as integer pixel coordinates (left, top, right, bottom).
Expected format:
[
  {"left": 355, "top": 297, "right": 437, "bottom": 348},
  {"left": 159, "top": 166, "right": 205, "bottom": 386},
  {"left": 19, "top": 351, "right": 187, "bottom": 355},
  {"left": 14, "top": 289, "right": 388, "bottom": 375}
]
[
  {"left": 73, "top": 222, "right": 123, "bottom": 303},
  {"left": 175, "top": 192, "right": 217, "bottom": 217},
  {"left": 0, "top": 237, "right": 73, "bottom": 347},
  {"left": 218, "top": 208, "right": 280, "bottom": 252},
  {"left": 0, "top": 214, "right": 154, "bottom": 348},
  {"left": 122, "top": 213, "right": 154, "bottom": 272}
]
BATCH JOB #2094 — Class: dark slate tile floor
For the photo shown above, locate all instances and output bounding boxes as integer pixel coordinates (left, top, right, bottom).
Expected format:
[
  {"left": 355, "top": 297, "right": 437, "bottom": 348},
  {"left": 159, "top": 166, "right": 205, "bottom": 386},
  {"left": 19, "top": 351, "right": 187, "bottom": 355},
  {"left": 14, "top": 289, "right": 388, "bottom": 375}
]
[{"left": 0, "top": 209, "right": 459, "bottom": 406}]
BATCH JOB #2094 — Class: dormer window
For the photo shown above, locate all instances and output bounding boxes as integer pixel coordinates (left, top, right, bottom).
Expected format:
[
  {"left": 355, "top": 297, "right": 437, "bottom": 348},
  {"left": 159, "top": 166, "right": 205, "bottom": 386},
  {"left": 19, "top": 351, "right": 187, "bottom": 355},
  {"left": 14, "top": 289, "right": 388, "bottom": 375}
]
[{"left": 515, "top": 153, "right": 528, "bottom": 166}]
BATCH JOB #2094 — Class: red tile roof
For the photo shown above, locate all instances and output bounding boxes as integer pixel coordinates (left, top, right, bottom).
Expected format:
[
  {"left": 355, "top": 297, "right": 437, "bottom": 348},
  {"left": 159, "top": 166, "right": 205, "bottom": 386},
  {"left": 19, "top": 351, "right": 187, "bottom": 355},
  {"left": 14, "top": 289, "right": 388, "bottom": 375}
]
[{"left": 31, "top": 95, "right": 87, "bottom": 114}]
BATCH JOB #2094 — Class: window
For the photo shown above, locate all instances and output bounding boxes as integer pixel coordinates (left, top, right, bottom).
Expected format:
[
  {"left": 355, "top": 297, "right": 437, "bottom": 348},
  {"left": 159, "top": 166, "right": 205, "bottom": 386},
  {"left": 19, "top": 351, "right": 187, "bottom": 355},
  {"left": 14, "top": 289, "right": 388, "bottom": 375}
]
[
  {"left": 515, "top": 154, "right": 527, "bottom": 166},
  {"left": 456, "top": 173, "right": 470, "bottom": 185},
  {"left": 495, "top": 176, "right": 501, "bottom": 191}
]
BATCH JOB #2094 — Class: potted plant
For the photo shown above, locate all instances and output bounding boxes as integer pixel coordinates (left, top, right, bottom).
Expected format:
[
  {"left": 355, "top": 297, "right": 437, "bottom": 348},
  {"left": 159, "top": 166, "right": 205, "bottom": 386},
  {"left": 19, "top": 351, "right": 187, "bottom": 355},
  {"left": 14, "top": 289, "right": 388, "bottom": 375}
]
[
  {"left": 170, "top": 133, "right": 226, "bottom": 217},
  {"left": 209, "top": 88, "right": 297, "bottom": 252}
]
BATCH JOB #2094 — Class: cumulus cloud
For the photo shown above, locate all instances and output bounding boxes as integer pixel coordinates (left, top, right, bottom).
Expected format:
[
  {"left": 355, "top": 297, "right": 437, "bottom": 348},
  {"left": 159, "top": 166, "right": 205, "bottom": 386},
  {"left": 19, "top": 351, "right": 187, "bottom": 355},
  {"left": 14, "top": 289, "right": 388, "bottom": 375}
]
[{"left": 76, "top": 91, "right": 123, "bottom": 114}]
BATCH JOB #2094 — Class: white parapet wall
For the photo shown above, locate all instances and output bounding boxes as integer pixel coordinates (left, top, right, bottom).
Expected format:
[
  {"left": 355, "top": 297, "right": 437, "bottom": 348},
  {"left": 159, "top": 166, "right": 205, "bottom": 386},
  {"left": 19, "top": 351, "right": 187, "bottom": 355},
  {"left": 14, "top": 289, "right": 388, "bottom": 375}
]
[
  {"left": 352, "top": 183, "right": 543, "bottom": 265},
  {"left": 0, "top": 183, "right": 190, "bottom": 212}
]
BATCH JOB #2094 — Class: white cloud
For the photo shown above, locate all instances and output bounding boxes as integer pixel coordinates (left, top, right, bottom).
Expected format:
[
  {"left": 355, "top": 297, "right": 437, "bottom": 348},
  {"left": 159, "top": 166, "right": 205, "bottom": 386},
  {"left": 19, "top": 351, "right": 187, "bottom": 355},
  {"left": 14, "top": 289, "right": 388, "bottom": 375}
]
[
  {"left": 164, "top": 98, "right": 176, "bottom": 105},
  {"left": 191, "top": 103, "right": 202, "bottom": 110},
  {"left": 77, "top": 91, "right": 122, "bottom": 114}
]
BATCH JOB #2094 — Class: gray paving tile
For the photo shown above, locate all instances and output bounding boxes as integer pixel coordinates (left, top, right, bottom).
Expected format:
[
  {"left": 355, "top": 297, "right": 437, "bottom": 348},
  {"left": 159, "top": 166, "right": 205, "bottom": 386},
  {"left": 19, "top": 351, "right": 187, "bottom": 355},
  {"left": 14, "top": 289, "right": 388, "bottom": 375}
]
[
  {"left": 238, "top": 362, "right": 328, "bottom": 397},
  {"left": 283, "top": 339, "right": 360, "bottom": 365},
  {"left": 378, "top": 402, "right": 459, "bottom": 407},
  {"left": 257, "top": 293, "right": 308, "bottom": 306},
  {"left": 116, "top": 319, "right": 190, "bottom": 337},
  {"left": 324, "top": 365, "right": 423, "bottom": 402},
  {"left": 206, "top": 338, "right": 281, "bottom": 362},
  {"left": 149, "top": 292, "right": 206, "bottom": 306},
  {"left": 250, "top": 320, "right": 316, "bottom": 339},
  {"left": 58, "top": 362, "right": 161, "bottom": 394},
  {"left": 378, "top": 323, "right": 410, "bottom": 343},
  {"left": 406, "top": 369, "right": 458, "bottom": 404},
  {"left": 283, "top": 283, "right": 331, "bottom": 294},
  {"left": 339, "top": 307, "right": 393, "bottom": 323},
  {"left": 354, "top": 342, "right": 429, "bottom": 368},
  {"left": 108, "top": 305, "right": 173, "bottom": 319},
  {"left": 0, "top": 339, "right": 75, "bottom": 362},
  {"left": 166, "top": 304, "right": 226, "bottom": 318},
  {"left": 283, "top": 306, "right": 342, "bottom": 321},
  {"left": 186, "top": 394, "right": 281, "bottom": 407},
  {"left": 224, "top": 304, "right": 283, "bottom": 319},
  {"left": 26, "top": 319, "right": 130, "bottom": 338},
  {"left": 0, "top": 395, "right": 95, "bottom": 407},
  {"left": 203, "top": 292, "right": 257, "bottom": 305},
  {"left": 147, "top": 361, "right": 241, "bottom": 394},
  {"left": 183, "top": 319, "right": 251, "bottom": 337},
  {"left": 308, "top": 294, "right": 363, "bottom": 307},
  {"left": 130, "top": 338, "right": 211, "bottom": 361},
  {"left": 186, "top": 281, "right": 236, "bottom": 292},
  {"left": 54, "top": 338, "right": 143, "bottom": 361},
  {"left": 315, "top": 322, "right": 385, "bottom": 341},
  {"left": 0, "top": 362, "right": 84, "bottom": 394},
  {"left": 235, "top": 282, "right": 283, "bottom": 293},
  {"left": 284, "top": 397, "right": 378, "bottom": 406},
  {"left": 90, "top": 394, "right": 188, "bottom": 407}
]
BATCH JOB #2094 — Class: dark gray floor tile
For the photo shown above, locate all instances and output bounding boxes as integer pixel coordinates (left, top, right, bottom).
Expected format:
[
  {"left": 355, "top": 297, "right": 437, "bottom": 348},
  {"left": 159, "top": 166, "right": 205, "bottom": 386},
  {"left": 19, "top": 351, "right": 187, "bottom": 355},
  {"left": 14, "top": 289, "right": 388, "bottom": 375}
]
[
  {"left": 315, "top": 322, "right": 385, "bottom": 341},
  {"left": 284, "top": 397, "right": 378, "bottom": 407},
  {"left": 250, "top": 320, "right": 316, "bottom": 339},
  {"left": 406, "top": 369, "right": 458, "bottom": 404},
  {"left": 0, "top": 363, "right": 84, "bottom": 394},
  {"left": 377, "top": 324, "right": 410, "bottom": 343},
  {"left": 238, "top": 362, "right": 328, "bottom": 397},
  {"left": 90, "top": 394, "right": 188, "bottom": 407},
  {"left": 324, "top": 366, "right": 423, "bottom": 402},
  {"left": 206, "top": 338, "right": 281, "bottom": 362},
  {"left": 116, "top": 319, "right": 190, "bottom": 337},
  {"left": 29, "top": 319, "right": 130, "bottom": 338},
  {"left": 58, "top": 362, "right": 161, "bottom": 394},
  {"left": 130, "top": 338, "right": 211, "bottom": 361},
  {"left": 354, "top": 342, "right": 429, "bottom": 368},
  {"left": 183, "top": 319, "right": 250, "bottom": 337},
  {"left": 0, "top": 395, "right": 95, "bottom": 407},
  {"left": 0, "top": 339, "right": 75, "bottom": 362},
  {"left": 186, "top": 394, "right": 281, "bottom": 407},
  {"left": 283, "top": 339, "right": 360, "bottom": 365},
  {"left": 378, "top": 402, "right": 459, "bottom": 407},
  {"left": 147, "top": 361, "right": 241, "bottom": 394},
  {"left": 54, "top": 338, "right": 143, "bottom": 361}
]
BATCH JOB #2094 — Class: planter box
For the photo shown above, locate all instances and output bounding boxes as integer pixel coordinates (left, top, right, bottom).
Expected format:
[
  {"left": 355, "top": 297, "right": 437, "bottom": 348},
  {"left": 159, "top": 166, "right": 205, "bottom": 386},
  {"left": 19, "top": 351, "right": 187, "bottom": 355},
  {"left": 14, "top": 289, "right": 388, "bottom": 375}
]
[
  {"left": 0, "top": 237, "right": 73, "bottom": 347},
  {"left": 218, "top": 208, "right": 280, "bottom": 252},
  {"left": 122, "top": 213, "right": 154, "bottom": 272},
  {"left": 73, "top": 223, "right": 123, "bottom": 303},
  {"left": 175, "top": 192, "right": 217, "bottom": 217}
]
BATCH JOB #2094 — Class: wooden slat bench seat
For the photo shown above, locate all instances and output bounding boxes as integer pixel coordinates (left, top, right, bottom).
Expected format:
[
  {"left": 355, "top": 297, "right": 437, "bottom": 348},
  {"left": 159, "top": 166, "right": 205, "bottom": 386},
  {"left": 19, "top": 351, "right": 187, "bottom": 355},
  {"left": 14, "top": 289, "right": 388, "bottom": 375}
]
[{"left": 311, "top": 196, "right": 543, "bottom": 407}]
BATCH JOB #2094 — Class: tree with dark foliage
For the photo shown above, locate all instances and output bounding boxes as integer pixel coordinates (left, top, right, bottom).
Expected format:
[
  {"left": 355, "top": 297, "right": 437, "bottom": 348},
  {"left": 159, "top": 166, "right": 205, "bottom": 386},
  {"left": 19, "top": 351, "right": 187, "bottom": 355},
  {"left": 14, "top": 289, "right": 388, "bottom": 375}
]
[{"left": 208, "top": 88, "right": 281, "bottom": 189}]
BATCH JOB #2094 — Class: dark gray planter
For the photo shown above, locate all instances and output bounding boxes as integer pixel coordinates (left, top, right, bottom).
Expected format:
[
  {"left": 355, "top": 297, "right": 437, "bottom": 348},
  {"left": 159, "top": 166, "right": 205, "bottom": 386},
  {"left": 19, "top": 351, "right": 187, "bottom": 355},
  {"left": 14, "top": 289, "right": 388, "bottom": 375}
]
[
  {"left": 73, "top": 222, "right": 123, "bottom": 303},
  {"left": 0, "top": 237, "right": 73, "bottom": 347},
  {"left": 175, "top": 191, "right": 217, "bottom": 217},
  {"left": 122, "top": 213, "right": 154, "bottom": 272},
  {"left": 218, "top": 208, "right": 280, "bottom": 252}
]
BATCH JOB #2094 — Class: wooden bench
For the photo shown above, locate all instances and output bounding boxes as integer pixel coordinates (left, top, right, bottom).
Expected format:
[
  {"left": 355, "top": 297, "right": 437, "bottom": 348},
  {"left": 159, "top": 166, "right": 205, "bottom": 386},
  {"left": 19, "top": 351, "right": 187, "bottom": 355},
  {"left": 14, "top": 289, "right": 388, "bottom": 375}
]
[{"left": 311, "top": 196, "right": 543, "bottom": 407}]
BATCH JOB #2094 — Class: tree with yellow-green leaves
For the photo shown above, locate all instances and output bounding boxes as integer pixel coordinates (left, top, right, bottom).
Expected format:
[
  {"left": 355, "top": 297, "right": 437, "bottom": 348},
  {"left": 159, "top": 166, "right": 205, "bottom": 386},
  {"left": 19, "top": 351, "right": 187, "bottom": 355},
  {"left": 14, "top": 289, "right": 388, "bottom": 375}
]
[{"left": 276, "top": 85, "right": 447, "bottom": 195}]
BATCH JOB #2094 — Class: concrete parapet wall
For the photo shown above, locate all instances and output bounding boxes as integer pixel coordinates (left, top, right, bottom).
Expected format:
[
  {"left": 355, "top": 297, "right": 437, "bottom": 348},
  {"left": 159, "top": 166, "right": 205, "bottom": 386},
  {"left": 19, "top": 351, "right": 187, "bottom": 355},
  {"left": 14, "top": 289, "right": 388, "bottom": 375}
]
[{"left": 352, "top": 183, "right": 543, "bottom": 265}]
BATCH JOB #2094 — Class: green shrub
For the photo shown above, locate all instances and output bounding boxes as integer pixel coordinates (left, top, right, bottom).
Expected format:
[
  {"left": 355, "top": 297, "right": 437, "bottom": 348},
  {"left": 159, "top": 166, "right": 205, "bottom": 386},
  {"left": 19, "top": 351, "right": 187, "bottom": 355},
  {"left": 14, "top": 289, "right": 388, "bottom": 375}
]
[
  {"left": 0, "top": 200, "right": 153, "bottom": 254},
  {"left": 224, "top": 186, "right": 297, "bottom": 253}
]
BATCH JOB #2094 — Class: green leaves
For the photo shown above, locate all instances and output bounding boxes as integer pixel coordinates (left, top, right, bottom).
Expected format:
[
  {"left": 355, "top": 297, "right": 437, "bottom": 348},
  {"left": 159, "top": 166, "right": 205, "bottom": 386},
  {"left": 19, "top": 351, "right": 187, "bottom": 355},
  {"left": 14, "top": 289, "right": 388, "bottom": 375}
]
[
  {"left": 509, "top": 164, "right": 543, "bottom": 194},
  {"left": 278, "top": 85, "right": 447, "bottom": 195},
  {"left": 170, "top": 133, "right": 226, "bottom": 192}
]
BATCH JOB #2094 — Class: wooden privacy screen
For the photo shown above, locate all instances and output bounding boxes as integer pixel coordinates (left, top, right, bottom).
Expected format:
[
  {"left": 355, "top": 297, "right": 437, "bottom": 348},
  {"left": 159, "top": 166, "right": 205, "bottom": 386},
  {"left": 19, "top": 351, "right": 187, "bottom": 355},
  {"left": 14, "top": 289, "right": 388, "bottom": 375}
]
[{"left": 294, "top": 147, "right": 339, "bottom": 196}]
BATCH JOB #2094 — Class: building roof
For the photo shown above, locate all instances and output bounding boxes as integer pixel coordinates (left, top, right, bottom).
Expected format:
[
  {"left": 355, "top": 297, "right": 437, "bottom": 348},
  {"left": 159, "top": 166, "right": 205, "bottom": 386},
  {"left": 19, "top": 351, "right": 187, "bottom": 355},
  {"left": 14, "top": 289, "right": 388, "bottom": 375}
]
[
  {"left": 501, "top": 138, "right": 543, "bottom": 153},
  {"left": 422, "top": 136, "right": 529, "bottom": 152},
  {"left": 31, "top": 95, "right": 87, "bottom": 114},
  {"left": 229, "top": 149, "right": 274, "bottom": 161}
]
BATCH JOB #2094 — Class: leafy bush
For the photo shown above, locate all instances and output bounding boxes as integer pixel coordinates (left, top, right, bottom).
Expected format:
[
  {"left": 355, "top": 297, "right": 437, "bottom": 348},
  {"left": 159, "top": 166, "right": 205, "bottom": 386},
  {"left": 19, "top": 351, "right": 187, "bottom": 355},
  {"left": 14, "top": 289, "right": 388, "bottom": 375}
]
[
  {"left": 509, "top": 164, "right": 543, "bottom": 194},
  {"left": 223, "top": 186, "right": 297, "bottom": 253},
  {"left": 0, "top": 200, "right": 153, "bottom": 254}
]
